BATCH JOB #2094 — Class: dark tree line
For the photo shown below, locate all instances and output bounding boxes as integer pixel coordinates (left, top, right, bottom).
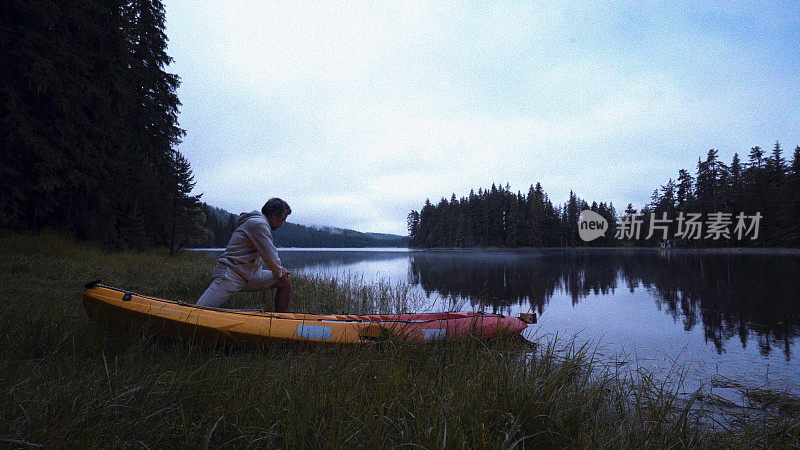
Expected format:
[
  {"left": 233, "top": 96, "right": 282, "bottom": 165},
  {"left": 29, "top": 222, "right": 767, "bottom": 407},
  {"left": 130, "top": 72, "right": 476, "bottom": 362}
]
[
  {"left": 643, "top": 143, "right": 800, "bottom": 247},
  {"left": 272, "top": 223, "right": 409, "bottom": 248},
  {"left": 409, "top": 142, "right": 800, "bottom": 248},
  {"left": 1, "top": 0, "right": 202, "bottom": 253},
  {"left": 408, "top": 182, "right": 618, "bottom": 248}
]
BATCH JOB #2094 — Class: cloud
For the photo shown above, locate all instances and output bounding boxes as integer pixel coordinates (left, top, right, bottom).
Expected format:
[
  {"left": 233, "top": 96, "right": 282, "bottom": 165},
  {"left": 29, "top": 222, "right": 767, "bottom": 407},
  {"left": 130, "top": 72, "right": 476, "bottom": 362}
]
[{"left": 165, "top": 1, "right": 800, "bottom": 234}]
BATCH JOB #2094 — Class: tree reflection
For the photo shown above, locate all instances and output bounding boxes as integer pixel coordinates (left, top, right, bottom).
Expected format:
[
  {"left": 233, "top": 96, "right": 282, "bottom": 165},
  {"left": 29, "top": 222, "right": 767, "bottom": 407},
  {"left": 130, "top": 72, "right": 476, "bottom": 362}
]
[{"left": 409, "top": 250, "right": 800, "bottom": 358}]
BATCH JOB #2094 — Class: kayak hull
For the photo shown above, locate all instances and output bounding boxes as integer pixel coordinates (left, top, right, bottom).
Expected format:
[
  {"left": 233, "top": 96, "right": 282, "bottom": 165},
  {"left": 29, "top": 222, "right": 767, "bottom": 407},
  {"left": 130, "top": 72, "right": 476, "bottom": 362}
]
[{"left": 82, "top": 285, "right": 529, "bottom": 345}]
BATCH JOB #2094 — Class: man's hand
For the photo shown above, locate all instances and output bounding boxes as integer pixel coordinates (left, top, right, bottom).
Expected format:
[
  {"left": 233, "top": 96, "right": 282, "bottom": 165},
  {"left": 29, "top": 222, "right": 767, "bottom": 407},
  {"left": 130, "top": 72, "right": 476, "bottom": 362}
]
[{"left": 279, "top": 267, "right": 291, "bottom": 279}]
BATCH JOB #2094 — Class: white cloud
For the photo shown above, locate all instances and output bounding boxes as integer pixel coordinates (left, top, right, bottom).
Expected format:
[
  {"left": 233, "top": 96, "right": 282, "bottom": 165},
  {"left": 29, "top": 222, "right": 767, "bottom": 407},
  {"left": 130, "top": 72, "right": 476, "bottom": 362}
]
[{"left": 166, "top": 1, "right": 800, "bottom": 234}]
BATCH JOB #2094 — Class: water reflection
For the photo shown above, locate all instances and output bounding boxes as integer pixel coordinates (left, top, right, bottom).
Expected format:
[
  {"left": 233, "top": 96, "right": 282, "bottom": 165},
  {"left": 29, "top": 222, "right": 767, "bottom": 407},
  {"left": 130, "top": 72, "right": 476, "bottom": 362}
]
[
  {"left": 408, "top": 249, "right": 800, "bottom": 360},
  {"left": 196, "top": 248, "right": 800, "bottom": 363}
]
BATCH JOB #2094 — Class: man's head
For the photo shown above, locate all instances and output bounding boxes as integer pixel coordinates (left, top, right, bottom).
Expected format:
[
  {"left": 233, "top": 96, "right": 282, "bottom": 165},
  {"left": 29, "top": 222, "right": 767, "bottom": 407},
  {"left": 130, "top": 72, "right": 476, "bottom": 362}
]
[{"left": 262, "top": 198, "right": 292, "bottom": 230}]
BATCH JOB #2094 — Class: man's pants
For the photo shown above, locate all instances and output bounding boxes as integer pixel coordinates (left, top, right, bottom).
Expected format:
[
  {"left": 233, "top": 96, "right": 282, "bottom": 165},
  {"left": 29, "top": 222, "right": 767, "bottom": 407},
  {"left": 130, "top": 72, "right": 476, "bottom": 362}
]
[{"left": 196, "top": 264, "right": 277, "bottom": 308}]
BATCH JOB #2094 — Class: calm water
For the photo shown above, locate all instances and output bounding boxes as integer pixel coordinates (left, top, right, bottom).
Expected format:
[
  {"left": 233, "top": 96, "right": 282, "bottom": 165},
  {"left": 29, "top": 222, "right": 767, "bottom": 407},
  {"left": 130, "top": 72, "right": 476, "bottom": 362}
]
[{"left": 196, "top": 248, "right": 800, "bottom": 396}]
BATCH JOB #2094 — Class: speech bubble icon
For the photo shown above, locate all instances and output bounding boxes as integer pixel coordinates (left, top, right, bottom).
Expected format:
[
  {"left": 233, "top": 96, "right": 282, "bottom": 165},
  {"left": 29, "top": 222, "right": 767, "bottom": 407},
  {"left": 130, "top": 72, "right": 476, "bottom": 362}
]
[{"left": 578, "top": 210, "right": 608, "bottom": 242}]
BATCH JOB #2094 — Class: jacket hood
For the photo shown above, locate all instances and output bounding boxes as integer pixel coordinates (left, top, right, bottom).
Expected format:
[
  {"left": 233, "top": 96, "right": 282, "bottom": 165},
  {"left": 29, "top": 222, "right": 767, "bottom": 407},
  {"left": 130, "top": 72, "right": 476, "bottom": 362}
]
[{"left": 237, "top": 210, "right": 265, "bottom": 226}]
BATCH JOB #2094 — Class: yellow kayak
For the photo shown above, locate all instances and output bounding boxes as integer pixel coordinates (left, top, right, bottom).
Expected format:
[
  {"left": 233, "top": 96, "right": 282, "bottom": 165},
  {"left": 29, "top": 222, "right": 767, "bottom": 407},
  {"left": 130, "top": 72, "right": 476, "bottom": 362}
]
[{"left": 82, "top": 282, "right": 533, "bottom": 345}]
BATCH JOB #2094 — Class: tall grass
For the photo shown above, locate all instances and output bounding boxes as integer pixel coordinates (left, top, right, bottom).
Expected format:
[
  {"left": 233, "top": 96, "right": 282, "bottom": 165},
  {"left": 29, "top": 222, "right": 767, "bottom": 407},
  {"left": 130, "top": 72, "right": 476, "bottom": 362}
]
[
  {"left": 230, "top": 272, "right": 426, "bottom": 315},
  {"left": 1, "top": 232, "right": 798, "bottom": 447}
]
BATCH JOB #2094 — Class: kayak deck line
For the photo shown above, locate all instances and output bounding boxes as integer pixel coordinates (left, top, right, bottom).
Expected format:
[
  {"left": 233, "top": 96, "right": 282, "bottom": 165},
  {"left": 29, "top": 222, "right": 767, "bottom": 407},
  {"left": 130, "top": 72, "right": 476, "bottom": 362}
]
[{"left": 91, "top": 283, "right": 513, "bottom": 324}]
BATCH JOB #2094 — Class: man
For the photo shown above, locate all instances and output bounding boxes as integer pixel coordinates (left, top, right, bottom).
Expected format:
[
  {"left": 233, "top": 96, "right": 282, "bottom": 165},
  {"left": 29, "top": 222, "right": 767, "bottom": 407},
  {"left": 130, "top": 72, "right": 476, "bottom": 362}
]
[{"left": 196, "top": 198, "right": 292, "bottom": 311}]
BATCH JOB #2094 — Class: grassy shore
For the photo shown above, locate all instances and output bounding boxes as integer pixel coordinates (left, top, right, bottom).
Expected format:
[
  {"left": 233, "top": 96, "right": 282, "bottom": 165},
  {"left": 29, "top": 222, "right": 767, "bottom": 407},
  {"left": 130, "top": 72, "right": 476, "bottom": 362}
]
[{"left": 1, "top": 233, "right": 798, "bottom": 447}]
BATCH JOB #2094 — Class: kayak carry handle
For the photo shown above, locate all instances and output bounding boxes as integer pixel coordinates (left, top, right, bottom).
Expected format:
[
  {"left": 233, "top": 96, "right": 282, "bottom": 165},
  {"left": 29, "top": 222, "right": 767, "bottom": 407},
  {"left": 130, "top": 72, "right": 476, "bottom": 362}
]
[
  {"left": 84, "top": 279, "right": 103, "bottom": 290},
  {"left": 518, "top": 313, "right": 537, "bottom": 324}
]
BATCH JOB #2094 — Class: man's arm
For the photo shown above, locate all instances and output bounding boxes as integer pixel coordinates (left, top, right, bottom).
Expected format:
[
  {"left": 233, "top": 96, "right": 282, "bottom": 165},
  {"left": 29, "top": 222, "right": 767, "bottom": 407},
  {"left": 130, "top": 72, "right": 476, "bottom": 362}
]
[{"left": 244, "top": 219, "right": 284, "bottom": 279}]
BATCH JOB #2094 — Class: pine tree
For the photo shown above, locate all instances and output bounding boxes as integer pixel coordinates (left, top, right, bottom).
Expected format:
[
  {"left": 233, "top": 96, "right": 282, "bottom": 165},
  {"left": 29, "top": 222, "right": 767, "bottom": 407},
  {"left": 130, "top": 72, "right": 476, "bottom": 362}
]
[
  {"left": 761, "top": 142, "right": 787, "bottom": 243},
  {"left": 527, "top": 183, "right": 545, "bottom": 247},
  {"left": 729, "top": 153, "right": 744, "bottom": 212},
  {"left": 659, "top": 179, "right": 677, "bottom": 213},
  {"left": 121, "top": 0, "right": 187, "bottom": 248},
  {"left": 695, "top": 150, "right": 721, "bottom": 215},
  {"left": 676, "top": 169, "right": 695, "bottom": 211},
  {"left": 749, "top": 146, "right": 764, "bottom": 169},
  {"left": 504, "top": 193, "right": 522, "bottom": 247},
  {"left": 407, "top": 210, "right": 420, "bottom": 241},
  {"left": 782, "top": 147, "right": 800, "bottom": 245},
  {"left": 167, "top": 151, "right": 204, "bottom": 255},
  {"left": 417, "top": 199, "right": 435, "bottom": 247},
  {"left": 743, "top": 145, "right": 768, "bottom": 234},
  {"left": 767, "top": 142, "right": 786, "bottom": 176},
  {"left": 566, "top": 191, "right": 579, "bottom": 247}
]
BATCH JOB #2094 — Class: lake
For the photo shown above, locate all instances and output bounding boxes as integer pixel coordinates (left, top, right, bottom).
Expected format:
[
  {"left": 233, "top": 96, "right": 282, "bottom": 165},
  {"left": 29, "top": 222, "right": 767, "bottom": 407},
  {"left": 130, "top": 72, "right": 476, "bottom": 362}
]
[{"left": 194, "top": 247, "right": 800, "bottom": 399}]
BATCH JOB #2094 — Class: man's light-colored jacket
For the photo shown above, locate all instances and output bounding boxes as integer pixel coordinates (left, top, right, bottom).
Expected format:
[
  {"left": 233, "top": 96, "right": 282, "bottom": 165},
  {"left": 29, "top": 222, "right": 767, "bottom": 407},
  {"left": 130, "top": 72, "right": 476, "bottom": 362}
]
[{"left": 216, "top": 211, "right": 283, "bottom": 282}]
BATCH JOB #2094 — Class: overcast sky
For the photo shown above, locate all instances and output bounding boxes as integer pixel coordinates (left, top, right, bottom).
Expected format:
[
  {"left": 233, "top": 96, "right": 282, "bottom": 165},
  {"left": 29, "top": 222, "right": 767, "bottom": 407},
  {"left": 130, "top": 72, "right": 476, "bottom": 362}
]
[{"left": 164, "top": 1, "right": 799, "bottom": 235}]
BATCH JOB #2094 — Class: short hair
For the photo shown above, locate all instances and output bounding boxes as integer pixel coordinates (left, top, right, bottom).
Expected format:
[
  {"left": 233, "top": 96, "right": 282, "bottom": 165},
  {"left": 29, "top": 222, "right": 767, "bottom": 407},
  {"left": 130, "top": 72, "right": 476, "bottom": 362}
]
[{"left": 262, "top": 198, "right": 291, "bottom": 217}]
